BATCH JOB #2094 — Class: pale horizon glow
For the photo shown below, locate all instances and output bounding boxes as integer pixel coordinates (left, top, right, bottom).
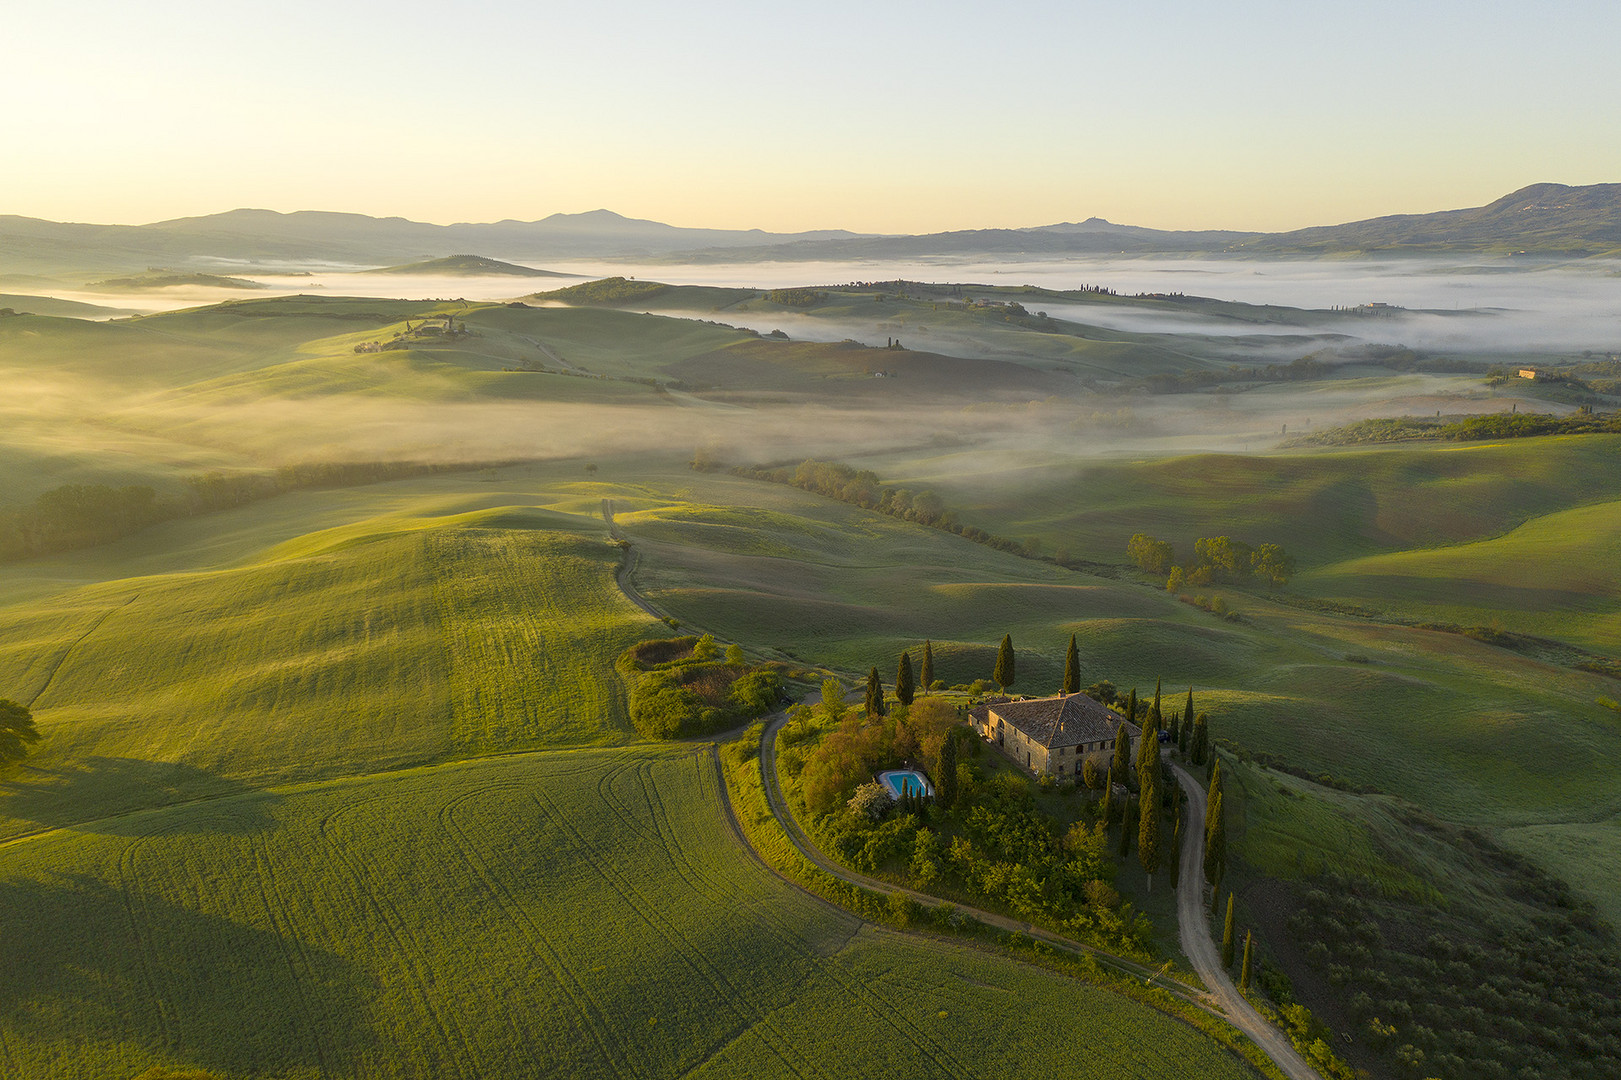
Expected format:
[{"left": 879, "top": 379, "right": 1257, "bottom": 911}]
[{"left": 4, "top": 0, "right": 1619, "bottom": 235}]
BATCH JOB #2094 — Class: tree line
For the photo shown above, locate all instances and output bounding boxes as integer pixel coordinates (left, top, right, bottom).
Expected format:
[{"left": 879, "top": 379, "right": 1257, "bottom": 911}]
[{"left": 1128, "top": 532, "right": 1295, "bottom": 589}]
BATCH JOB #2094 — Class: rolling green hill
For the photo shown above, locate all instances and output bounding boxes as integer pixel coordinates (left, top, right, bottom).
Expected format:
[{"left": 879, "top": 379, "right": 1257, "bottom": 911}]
[{"left": 0, "top": 747, "right": 1261, "bottom": 1080}]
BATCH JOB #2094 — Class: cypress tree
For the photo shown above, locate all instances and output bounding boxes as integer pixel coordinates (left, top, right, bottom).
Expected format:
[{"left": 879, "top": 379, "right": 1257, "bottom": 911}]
[
  {"left": 1167, "top": 805, "right": 1183, "bottom": 890},
  {"left": 993, "top": 634, "right": 1015, "bottom": 693},
  {"left": 865, "top": 667, "right": 885, "bottom": 718},
  {"left": 1150, "top": 678, "right": 1163, "bottom": 731},
  {"left": 1183, "top": 688, "right": 1194, "bottom": 741},
  {"left": 1240, "top": 930, "right": 1254, "bottom": 990},
  {"left": 1221, "top": 893, "right": 1236, "bottom": 968},
  {"left": 1118, "top": 795, "right": 1136, "bottom": 857},
  {"left": 1137, "top": 708, "right": 1159, "bottom": 781},
  {"left": 935, "top": 733, "right": 957, "bottom": 810},
  {"left": 1112, "top": 722, "right": 1131, "bottom": 782},
  {"left": 1204, "top": 792, "right": 1226, "bottom": 890},
  {"left": 921, "top": 640, "right": 934, "bottom": 695},
  {"left": 896, "top": 651, "right": 915, "bottom": 708},
  {"left": 1125, "top": 687, "right": 1138, "bottom": 726},
  {"left": 1191, "top": 712, "right": 1209, "bottom": 765},
  {"left": 1062, "top": 634, "right": 1079, "bottom": 696},
  {"left": 1178, "top": 698, "right": 1193, "bottom": 754},
  {"left": 1138, "top": 768, "right": 1161, "bottom": 885},
  {"left": 1205, "top": 760, "right": 1224, "bottom": 839},
  {"left": 1101, "top": 765, "right": 1115, "bottom": 823}
]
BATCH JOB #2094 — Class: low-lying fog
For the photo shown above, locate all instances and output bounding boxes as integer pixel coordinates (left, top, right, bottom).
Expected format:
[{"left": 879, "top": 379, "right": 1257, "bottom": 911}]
[{"left": 35, "top": 255, "right": 1619, "bottom": 358}]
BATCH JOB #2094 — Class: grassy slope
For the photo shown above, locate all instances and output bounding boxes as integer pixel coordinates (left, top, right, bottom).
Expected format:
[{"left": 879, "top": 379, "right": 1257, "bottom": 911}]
[
  {"left": 605, "top": 466, "right": 1621, "bottom": 828},
  {"left": 0, "top": 486, "right": 666, "bottom": 838},
  {"left": 877, "top": 435, "right": 1621, "bottom": 571},
  {"left": 0, "top": 744, "right": 1262, "bottom": 1080}
]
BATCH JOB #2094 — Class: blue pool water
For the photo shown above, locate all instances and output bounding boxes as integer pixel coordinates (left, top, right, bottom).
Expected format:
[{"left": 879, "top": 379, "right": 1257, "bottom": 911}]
[{"left": 877, "top": 769, "right": 933, "bottom": 799}]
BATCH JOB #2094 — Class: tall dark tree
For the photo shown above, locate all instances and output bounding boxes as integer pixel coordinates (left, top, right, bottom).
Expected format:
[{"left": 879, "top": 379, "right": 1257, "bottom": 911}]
[
  {"left": 896, "top": 651, "right": 915, "bottom": 708},
  {"left": 865, "top": 667, "right": 886, "bottom": 719},
  {"left": 1118, "top": 795, "right": 1136, "bottom": 857},
  {"left": 1182, "top": 688, "right": 1194, "bottom": 740},
  {"left": 0, "top": 699, "right": 40, "bottom": 764},
  {"left": 1240, "top": 930, "right": 1254, "bottom": 989},
  {"left": 1101, "top": 765, "right": 1116, "bottom": 823},
  {"left": 1137, "top": 710, "right": 1159, "bottom": 781},
  {"left": 1204, "top": 791, "right": 1226, "bottom": 892},
  {"left": 1149, "top": 678, "right": 1163, "bottom": 731},
  {"left": 935, "top": 731, "right": 958, "bottom": 810},
  {"left": 1138, "top": 767, "right": 1161, "bottom": 885},
  {"left": 921, "top": 640, "right": 934, "bottom": 695},
  {"left": 1112, "top": 722, "right": 1131, "bottom": 783},
  {"left": 1191, "top": 712, "right": 1210, "bottom": 765},
  {"left": 1167, "top": 804, "right": 1184, "bottom": 890},
  {"left": 1125, "top": 687, "right": 1137, "bottom": 726},
  {"left": 993, "top": 635, "right": 1015, "bottom": 693},
  {"left": 1062, "top": 634, "right": 1079, "bottom": 695},
  {"left": 1205, "top": 760, "right": 1225, "bottom": 839},
  {"left": 1221, "top": 893, "right": 1237, "bottom": 967}
]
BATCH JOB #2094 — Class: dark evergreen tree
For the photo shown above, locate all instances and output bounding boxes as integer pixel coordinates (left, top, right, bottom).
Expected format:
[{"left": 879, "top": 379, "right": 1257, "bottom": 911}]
[
  {"left": 921, "top": 640, "right": 934, "bottom": 695},
  {"left": 935, "top": 733, "right": 958, "bottom": 811},
  {"left": 993, "top": 634, "right": 1015, "bottom": 692},
  {"left": 1191, "top": 712, "right": 1209, "bottom": 765},
  {"left": 1221, "top": 893, "right": 1237, "bottom": 967},
  {"left": 1204, "top": 791, "right": 1226, "bottom": 891},
  {"left": 1182, "top": 688, "right": 1194, "bottom": 740},
  {"left": 1101, "top": 765, "right": 1116, "bottom": 823},
  {"left": 865, "top": 667, "right": 885, "bottom": 719},
  {"left": 1137, "top": 710, "right": 1159, "bottom": 781},
  {"left": 1138, "top": 767, "right": 1161, "bottom": 885},
  {"left": 1205, "top": 760, "right": 1224, "bottom": 839},
  {"left": 1125, "top": 687, "right": 1138, "bottom": 726},
  {"left": 1150, "top": 678, "right": 1163, "bottom": 731},
  {"left": 1062, "top": 634, "right": 1079, "bottom": 695},
  {"left": 1112, "top": 722, "right": 1131, "bottom": 782},
  {"left": 1240, "top": 930, "right": 1254, "bottom": 990},
  {"left": 1118, "top": 795, "right": 1136, "bottom": 857},
  {"left": 896, "top": 651, "right": 915, "bottom": 708},
  {"left": 1167, "top": 805, "right": 1183, "bottom": 890}
]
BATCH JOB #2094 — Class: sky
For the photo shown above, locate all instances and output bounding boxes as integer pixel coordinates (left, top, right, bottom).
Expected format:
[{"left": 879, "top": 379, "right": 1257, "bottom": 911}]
[{"left": 4, "top": 0, "right": 1619, "bottom": 234}]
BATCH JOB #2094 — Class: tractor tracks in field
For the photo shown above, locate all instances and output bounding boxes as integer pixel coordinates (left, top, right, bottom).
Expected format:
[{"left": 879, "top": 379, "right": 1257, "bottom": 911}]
[
  {"left": 435, "top": 781, "right": 641, "bottom": 1080},
  {"left": 527, "top": 777, "right": 834, "bottom": 1080},
  {"left": 316, "top": 798, "right": 482, "bottom": 1080}
]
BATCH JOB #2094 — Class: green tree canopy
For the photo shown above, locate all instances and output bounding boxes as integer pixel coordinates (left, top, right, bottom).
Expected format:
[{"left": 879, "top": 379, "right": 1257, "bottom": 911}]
[
  {"left": 1112, "top": 722, "right": 1131, "bottom": 783},
  {"left": 0, "top": 699, "right": 40, "bottom": 764},
  {"left": 920, "top": 640, "right": 935, "bottom": 694},
  {"left": 1062, "top": 634, "right": 1079, "bottom": 696},
  {"left": 935, "top": 731, "right": 958, "bottom": 810}
]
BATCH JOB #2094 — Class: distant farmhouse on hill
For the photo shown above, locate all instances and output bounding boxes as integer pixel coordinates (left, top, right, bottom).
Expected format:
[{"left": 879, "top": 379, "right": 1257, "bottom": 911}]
[{"left": 969, "top": 693, "right": 1138, "bottom": 780}]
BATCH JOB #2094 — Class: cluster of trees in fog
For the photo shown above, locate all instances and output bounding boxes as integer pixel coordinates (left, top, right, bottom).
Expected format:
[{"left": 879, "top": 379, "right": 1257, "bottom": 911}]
[{"left": 1128, "top": 532, "right": 1295, "bottom": 588}]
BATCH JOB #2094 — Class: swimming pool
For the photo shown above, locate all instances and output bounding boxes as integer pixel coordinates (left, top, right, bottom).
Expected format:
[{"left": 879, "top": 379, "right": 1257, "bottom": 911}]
[{"left": 877, "top": 769, "right": 933, "bottom": 799}]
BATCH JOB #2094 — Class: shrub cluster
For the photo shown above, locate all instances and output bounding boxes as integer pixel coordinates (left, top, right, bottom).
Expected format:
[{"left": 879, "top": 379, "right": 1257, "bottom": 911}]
[{"left": 617, "top": 634, "right": 783, "bottom": 740}]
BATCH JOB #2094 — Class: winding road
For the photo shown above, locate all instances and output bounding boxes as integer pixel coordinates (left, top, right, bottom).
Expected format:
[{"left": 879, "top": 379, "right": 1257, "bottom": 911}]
[
  {"left": 750, "top": 706, "right": 1326, "bottom": 1080},
  {"left": 606, "top": 509, "right": 1322, "bottom": 1078}
]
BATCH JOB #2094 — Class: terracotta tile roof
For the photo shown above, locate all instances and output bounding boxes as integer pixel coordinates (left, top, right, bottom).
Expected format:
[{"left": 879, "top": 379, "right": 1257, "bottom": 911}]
[{"left": 972, "top": 693, "right": 1136, "bottom": 750}]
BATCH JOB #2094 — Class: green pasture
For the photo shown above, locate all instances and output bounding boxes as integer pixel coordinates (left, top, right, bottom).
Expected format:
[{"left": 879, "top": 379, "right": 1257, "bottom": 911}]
[
  {"left": 0, "top": 486, "right": 666, "bottom": 837},
  {"left": 1296, "top": 497, "right": 1621, "bottom": 652},
  {"left": 0, "top": 747, "right": 1263, "bottom": 1080},
  {"left": 869, "top": 434, "right": 1621, "bottom": 571}
]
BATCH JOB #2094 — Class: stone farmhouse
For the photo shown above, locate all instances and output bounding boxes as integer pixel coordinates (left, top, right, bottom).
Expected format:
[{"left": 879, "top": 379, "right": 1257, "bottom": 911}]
[{"left": 969, "top": 693, "right": 1138, "bottom": 780}]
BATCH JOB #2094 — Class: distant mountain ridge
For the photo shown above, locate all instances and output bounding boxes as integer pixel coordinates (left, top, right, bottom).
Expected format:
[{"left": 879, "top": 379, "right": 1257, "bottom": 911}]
[{"left": 1, "top": 183, "right": 1617, "bottom": 276}]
